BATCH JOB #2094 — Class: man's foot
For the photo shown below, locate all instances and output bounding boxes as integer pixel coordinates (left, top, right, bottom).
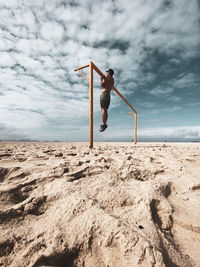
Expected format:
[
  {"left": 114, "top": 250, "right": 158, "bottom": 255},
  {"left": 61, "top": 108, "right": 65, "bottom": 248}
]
[{"left": 99, "top": 124, "right": 107, "bottom": 132}]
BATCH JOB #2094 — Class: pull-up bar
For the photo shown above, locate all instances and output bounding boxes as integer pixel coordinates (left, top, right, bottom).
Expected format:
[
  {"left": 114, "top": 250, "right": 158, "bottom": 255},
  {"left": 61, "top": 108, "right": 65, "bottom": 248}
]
[{"left": 74, "top": 61, "right": 137, "bottom": 148}]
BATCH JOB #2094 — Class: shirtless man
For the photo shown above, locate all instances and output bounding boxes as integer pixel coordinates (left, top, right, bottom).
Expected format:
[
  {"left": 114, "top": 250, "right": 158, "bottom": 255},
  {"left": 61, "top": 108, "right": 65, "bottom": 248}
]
[{"left": 100, "top": 68, "right": 114, "bottom": 132}]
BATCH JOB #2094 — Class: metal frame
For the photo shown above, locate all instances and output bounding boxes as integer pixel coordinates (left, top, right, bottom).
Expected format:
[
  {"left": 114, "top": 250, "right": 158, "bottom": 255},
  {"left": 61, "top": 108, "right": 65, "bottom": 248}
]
[{"left": 74, "top": 61, "right": 137, "bottom": 148}]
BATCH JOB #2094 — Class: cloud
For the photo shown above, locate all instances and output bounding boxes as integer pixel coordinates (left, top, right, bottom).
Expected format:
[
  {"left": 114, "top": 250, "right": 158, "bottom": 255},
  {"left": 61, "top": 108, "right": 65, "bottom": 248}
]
[
  {"left": 139, "top": 125, "right": 200, "bottom": 141},
  {"left": 169, "top": 73, "right": 200, "bottom": 89},
  {"left": 167, "top": 96, "right": 181, "bottom": 102},
  {"left": 0, "top": 123, "right": 31, "bottom": 141},
  {"left": 163, "top": 105, "right": 182, "bottom": 112},
  {"left": 1, "top": 52, "right": 16, "bottom": 67},
  {"left": 143, "top": 0, "right": 200, "bottom": 57},
  {"left": 0, "top": 0, "right": 199, "bottom": 141},
  {"left": 149, "top": 86, "right": 174, "bottom": 96},
  {"left": 40, "top": 21, "right": 64, "bottom": 42}
]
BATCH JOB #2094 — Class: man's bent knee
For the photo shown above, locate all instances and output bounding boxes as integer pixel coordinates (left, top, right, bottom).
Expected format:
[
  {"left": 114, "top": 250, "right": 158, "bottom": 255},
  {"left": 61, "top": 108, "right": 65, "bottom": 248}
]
[{"left": 101, "top": 107, "right": 107, "bottom": 112}]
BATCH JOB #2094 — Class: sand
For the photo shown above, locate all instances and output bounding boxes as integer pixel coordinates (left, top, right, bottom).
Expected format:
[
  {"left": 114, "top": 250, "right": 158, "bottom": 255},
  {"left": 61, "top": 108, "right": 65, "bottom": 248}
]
[{"left": 0, "top": 142, "right": 200, "bottom": 267}]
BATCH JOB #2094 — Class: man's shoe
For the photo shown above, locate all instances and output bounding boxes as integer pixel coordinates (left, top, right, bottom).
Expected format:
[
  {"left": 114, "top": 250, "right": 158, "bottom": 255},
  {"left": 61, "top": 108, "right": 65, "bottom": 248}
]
[{"left": 100, "top": 124, "right": 107, "bottom": 132}]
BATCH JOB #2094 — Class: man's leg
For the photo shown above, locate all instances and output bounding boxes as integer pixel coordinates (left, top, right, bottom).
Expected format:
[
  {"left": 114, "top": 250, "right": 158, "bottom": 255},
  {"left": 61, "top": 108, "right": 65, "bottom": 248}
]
[
  {"left": 100, "top": 107, "right": 108, "bottom": 132},
  {"left": 101, "top": 107, "right": 108, "bottom": 124}
]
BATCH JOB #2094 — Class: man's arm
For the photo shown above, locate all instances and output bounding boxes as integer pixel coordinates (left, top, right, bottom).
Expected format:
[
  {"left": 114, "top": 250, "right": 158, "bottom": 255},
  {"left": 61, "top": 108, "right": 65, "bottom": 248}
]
[{"left": 100, "top": 76, "right": 107, "bottom": 88}]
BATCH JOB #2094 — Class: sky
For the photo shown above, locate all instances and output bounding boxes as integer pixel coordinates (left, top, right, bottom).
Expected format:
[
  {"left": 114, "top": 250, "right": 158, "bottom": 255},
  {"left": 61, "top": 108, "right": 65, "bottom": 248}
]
[{"left": 0, "top": 0, "right": 200, "bottom": 142}]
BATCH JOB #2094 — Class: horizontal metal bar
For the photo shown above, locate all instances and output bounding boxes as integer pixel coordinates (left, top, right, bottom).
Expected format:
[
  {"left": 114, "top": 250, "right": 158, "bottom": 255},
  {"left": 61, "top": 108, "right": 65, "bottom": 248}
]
[{"left": 74, "top": 64, "right": 89, "bottom": 71}]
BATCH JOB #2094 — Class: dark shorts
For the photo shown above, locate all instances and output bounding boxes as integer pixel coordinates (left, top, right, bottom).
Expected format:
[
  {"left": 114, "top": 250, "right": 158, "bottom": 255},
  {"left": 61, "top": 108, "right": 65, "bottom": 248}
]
[{"left": 100, "top": 91, "right": 110, "bottom": 109}]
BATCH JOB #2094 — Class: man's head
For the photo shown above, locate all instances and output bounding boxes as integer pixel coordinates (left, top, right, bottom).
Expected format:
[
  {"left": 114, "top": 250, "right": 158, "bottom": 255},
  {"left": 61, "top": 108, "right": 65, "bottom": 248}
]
[{"left": 106, "top": 68, "right": 114, "bottom": 77}]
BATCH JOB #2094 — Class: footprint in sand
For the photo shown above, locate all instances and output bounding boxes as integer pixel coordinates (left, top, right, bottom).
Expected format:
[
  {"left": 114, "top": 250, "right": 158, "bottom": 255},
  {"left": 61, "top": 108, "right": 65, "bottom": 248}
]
[{"left": 0, "top": 239, "right": 14, "bottom": 257}]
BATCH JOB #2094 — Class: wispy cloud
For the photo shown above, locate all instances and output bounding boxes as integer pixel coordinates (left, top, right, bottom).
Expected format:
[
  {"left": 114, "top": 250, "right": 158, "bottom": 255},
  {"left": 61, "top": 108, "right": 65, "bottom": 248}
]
[
  {"left": 149, "top": 86, "right": 173, "bottom": 96},
  {"left": 167, "top": 96, "right": 181, "bottom": 102},
  {"left": 169, "top": 73, "right": 200, "bottom": 89}
]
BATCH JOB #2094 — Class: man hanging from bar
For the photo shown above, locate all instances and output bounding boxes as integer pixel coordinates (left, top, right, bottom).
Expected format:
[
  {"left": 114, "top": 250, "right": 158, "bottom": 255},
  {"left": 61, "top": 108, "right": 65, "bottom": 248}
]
[{"left": 99, "top": 68, "right": 114, "bottom": 132}]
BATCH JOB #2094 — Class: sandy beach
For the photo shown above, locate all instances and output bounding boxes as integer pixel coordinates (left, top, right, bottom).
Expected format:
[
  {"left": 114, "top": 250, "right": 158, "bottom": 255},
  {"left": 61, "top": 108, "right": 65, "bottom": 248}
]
[{"left": 0, "top": 142, "right": 200, "bottom": 267}]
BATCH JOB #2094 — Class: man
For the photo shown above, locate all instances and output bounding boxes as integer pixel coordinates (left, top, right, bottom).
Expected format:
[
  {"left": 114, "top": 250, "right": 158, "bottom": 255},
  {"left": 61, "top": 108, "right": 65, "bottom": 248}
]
[{"left": 99, "top": 68, "right": 114, "bottom": 132}]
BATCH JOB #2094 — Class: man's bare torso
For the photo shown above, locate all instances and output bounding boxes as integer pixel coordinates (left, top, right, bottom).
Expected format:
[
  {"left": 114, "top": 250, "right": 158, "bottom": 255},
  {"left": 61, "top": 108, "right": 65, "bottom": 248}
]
[{"left": 101, "top": 75, "right": 114, "bottom": 93}]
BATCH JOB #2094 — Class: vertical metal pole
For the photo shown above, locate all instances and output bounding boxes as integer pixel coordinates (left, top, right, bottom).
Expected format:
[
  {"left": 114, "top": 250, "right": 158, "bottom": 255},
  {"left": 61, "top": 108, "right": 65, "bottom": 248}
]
[
  {"left": 135, "top": 113, "right": 137, "bottom": 144},
  {"left": 89, "top": 61, "right": 93, "bottom": 148}
]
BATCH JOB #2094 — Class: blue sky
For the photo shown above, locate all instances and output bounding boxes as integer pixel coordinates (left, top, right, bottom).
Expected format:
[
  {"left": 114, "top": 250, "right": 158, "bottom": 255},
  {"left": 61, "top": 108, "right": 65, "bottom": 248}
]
[{"left": 0, "top": 0, "right": 200, "bottom": 142}]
